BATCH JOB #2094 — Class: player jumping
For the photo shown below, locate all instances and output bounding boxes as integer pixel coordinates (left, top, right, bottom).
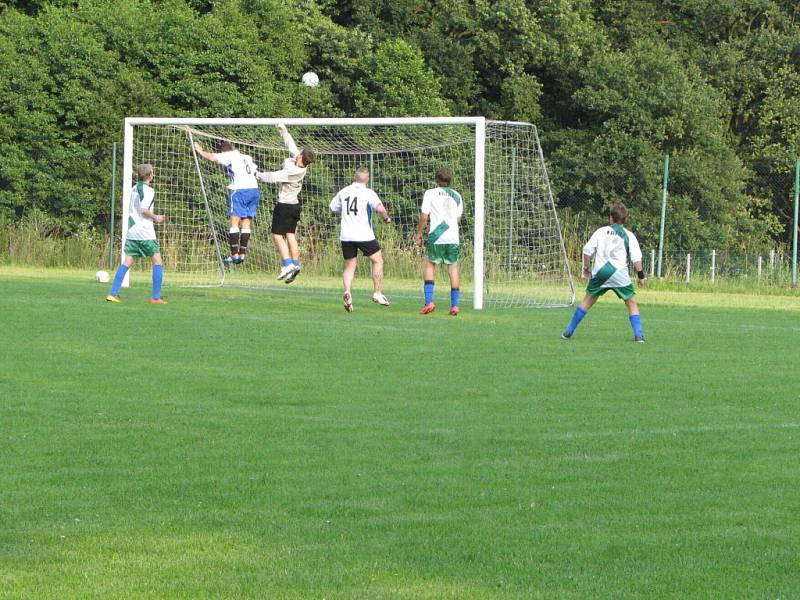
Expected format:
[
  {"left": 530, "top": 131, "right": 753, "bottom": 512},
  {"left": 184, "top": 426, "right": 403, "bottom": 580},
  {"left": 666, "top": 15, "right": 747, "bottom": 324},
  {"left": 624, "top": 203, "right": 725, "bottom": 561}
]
[
  {"left": 256, "top": 123, "right": 316, "bottom": 284},
  {"left": 193, "top": 140, "right": 260, "bottom": 265}
]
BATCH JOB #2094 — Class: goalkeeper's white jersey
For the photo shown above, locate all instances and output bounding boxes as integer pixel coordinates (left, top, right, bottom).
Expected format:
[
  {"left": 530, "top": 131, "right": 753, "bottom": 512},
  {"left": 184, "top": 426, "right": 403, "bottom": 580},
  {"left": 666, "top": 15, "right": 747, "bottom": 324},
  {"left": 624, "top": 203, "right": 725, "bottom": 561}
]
[
  {"left": 213, "top": 150, "right": 259, "bottom": 190},
  {"left": 421, "top": 186, "right": 463, "bottom": 245},
  {"left": 584, "top": 225, "right": 643, "bottom": 287},
  {"left": 330, "top": 182, "right": 383, "bottom": 242},
  {"left": 257, "top": 157, "right": 307, "bottom": 205},
  {"left": 126, "top": 182, "right": 156, "bottom": 241}
]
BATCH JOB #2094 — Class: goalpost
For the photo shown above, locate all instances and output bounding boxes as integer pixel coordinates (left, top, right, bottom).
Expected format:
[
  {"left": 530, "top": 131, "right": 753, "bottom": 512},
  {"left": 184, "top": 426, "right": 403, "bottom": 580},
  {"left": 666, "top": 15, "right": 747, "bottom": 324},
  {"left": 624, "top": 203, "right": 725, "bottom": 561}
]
[{"left": 121, "top": 117, "right": 575, "bottom": 308}]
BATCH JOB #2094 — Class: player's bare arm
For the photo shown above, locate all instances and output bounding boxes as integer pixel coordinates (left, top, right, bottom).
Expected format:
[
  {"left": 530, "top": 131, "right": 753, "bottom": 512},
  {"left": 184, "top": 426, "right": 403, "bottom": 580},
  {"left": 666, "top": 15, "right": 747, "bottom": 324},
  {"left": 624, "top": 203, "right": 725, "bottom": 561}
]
[
  {"left": 142, "top": 208, "right": 165, "bottom": 224},
  {"left": 415, "top": 213, "right": 429, "bottom": 245},
  {"left": 634, "top": 260, "right": 646, "bottom": 286},
  {"left": 376, "top": 203, "right": 391, "bottom": 224},
  {"left": 193, "top": 141, "right": 218, "bottom": 162},
  {"left": 582, "top": 253, "right": 592, "bottom": 280}
]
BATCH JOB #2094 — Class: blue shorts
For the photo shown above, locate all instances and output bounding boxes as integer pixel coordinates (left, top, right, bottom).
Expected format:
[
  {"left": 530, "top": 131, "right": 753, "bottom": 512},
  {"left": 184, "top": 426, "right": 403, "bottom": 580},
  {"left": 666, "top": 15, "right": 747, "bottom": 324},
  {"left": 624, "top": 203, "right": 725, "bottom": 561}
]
[{"left": 229, "top": 188, "right": 261, "bottom": 218}]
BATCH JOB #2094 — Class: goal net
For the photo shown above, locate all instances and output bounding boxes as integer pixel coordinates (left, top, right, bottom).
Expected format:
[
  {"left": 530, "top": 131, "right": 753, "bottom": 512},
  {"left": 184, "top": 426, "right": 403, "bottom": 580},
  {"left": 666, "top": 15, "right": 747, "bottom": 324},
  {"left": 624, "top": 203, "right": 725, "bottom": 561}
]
[{"left": 122, "top": 117, "right": 574, "bottom": 308}]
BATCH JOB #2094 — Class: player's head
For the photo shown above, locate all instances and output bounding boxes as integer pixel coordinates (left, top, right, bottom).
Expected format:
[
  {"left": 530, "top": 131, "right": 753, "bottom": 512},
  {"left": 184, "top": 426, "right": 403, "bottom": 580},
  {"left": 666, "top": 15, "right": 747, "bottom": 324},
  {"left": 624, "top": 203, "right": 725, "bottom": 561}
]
[
  {"left": 137, "top": 163, "right": 154, "bottom": 182},
  {"left": 218, "top": 141, "right": 235, "bottom": 152},
  {"left": 609, "top": 202, "right": 628, "bottom": 224},
  {"left": 353, "top": 167, "right": 370, "bottom": 184},
  {"left": 435, "top": 168, "right": 452, "bottom": 186},
  {"left": 297, "top": 147, "right": 316, "bottom": 168}
]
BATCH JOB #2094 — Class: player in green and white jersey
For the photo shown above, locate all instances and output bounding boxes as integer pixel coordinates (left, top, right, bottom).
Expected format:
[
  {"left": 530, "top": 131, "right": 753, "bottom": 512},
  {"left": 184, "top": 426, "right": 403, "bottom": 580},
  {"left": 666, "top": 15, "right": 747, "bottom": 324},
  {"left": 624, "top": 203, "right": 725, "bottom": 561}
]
[
  {"left": 106, "top": 164, "right": 167, "bottom": 304},
  {"left": 562, "top": 202, "right": 646, "bottom": 341},
  {"left": 414, "top": 168, "right": 463, "bottom": 316}
]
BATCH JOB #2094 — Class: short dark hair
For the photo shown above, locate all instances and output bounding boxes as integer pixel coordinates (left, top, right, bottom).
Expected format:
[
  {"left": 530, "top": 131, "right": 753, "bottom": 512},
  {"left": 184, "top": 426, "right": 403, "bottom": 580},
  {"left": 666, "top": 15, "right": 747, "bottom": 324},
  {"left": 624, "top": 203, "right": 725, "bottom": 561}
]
[
  {"left": 218, "top": 141, "right": 235, "bottom": 152},
  {"left": 435, "top": 167, "right": 452, "bottom": 186},
  {"left": 609, "top": 202, "right": 628, "bottom": 224},
  {"left": 300, "top": 148, "right": 316, "bottom": 167}
]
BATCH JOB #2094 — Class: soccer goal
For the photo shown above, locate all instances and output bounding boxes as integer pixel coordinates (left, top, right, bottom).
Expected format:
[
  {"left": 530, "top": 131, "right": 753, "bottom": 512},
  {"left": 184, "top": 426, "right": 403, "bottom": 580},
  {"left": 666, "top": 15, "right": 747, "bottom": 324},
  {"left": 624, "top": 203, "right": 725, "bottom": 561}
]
[{"left": 121, "top": 117, "right": 575, "bottom": 308}]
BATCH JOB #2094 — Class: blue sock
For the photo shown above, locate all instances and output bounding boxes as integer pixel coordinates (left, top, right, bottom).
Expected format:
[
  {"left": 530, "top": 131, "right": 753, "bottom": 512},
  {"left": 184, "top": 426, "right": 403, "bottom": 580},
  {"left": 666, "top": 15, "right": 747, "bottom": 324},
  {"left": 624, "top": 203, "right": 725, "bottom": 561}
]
[
  {"left": 424, "top": 280, "right": 434, "bottom": 304},
  {"left": 152, "top": 264, "right": 163, "bottom": 300},
  {"left": 281, "top": 258, "right": 293, "bottom": 267},
  {"left": 109, "top": 265, "right": 129, "bottom": 296},
  {"left": 292, "top": 259, "right": 300, "bottom": 267},
  {"left": 564, "top": 307, "right": 588, "bottom": 336},
  {"left": 629, "top": 314, "right": 643, "bottom": 338},
  {"left": 450, "top": 288, "right": 460, "bottom": 308}
]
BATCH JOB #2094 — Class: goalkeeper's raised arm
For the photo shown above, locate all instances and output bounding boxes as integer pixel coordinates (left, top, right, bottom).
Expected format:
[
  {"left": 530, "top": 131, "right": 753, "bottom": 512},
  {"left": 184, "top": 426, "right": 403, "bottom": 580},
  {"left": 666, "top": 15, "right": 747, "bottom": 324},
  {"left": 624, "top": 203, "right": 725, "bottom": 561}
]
[{"left": 277, "top": 123, "right": 300, "bottom": 158}]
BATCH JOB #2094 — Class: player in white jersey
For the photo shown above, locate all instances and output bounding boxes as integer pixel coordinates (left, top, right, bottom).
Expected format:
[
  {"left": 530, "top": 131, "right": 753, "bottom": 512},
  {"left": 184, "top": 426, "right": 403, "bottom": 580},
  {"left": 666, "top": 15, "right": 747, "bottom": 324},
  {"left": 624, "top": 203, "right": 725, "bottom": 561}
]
[
  {"left": 330, "top": 167, "right": 392, "bottom": 312},
  {"left": 256, "top": 123, "right": 316, "bottom": 284},
  {"left": 193, "top": 140, "right": 261, "bottom": 264},
  {"left": 106, "top": 164, "right": 167, "bottom": 304},
  {"left": 562, "top": 202, "right": 646, "bottom": 342},
  {"left": 414, "top": 168, "right": 464, "bottom": 316}
]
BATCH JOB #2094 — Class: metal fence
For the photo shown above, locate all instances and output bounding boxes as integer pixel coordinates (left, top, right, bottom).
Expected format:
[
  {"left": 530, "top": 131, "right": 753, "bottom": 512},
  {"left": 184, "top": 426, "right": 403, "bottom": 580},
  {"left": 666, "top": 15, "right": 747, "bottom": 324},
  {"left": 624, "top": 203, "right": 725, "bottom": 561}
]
[
  {"left": 553, "top": 156, "right": 800, "bottom": 287},
  {"left": 645, "top": 249, "right": 795, "bottom": 286}
]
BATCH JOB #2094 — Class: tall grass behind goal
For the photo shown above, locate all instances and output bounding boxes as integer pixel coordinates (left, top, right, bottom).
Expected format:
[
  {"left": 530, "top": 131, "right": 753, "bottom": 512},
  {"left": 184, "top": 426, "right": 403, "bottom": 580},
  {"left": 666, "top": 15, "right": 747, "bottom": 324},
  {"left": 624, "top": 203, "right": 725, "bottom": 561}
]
[{"left": 122, "top": 117, "right": 574, "bottom": 308}]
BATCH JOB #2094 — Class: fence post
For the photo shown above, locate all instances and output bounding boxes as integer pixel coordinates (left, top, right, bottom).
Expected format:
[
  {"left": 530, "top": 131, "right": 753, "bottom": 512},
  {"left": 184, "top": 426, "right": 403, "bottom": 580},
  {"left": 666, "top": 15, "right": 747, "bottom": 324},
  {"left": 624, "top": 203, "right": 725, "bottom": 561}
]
[
  {"left": 793, "top": 159, "right": 799, "bottom": 287},
  {"left": 686, "top": 253, "right": 691, "bottom": 283},
  {"left": 757, "top": 255, "right": 763, "bottom": 281},
  {"left": 649, "top": 249, "right": 655, "bottom": 278},
  {"left": 657, "top": 155, "right": 669, "bottom": 278},
  {"left": 769, "top": 248, "right": 775, "bottom": 273},
  {"left": 108, "top": 141, "right": 117, "bottom": 269},
  {"left": 711, "top": 249, "right": 716, "bottom": 283}
]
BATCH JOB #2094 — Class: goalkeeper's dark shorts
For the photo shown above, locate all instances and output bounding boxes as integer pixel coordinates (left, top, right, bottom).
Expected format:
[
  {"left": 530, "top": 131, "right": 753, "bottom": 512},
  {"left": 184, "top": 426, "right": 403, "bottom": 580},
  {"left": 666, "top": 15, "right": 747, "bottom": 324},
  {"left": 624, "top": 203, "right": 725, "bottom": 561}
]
[{"left": 271, "top": 202, "right": 302, "bottom": 234}]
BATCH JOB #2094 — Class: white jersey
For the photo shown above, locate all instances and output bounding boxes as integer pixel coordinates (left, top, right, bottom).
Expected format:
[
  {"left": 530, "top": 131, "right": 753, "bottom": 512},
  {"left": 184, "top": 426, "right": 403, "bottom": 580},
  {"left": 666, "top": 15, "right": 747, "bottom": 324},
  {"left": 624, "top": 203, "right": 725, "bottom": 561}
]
[
  {"left": 583, "top": 224, "right": 643, "bottom": 288},
  {"left": 421, "top": 186, "right": 463, "bottom": 245},
  {"left": 256, "top": 126, "right": 307, "bottom": 204},
  {"left": 126, "top": 182, "right": 156, "bottom": 241},
  {"left": 257, "top": 157, "right": 307, "bottom": 205},
  {"left": 330, "top": 182, "right": 383, "bottom": 242},
  {"left": 213, "top": 149, "right": 258, "bottom": 190}
]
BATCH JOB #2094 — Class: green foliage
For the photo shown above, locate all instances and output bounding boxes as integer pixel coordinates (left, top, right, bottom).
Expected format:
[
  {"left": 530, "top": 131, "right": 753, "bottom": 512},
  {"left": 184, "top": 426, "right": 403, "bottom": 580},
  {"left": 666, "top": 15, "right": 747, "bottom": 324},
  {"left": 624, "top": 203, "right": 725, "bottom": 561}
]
[{"left": 0, "top": 0, "right": 798, "bottom": 253}]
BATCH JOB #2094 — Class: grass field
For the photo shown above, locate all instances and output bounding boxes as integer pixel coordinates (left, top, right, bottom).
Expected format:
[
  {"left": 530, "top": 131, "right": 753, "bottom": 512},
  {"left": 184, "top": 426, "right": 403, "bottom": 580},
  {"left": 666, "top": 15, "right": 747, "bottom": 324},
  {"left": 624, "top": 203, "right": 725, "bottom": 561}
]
[{"left": 1, "top": 268, "right": 799, "bottom": 599}]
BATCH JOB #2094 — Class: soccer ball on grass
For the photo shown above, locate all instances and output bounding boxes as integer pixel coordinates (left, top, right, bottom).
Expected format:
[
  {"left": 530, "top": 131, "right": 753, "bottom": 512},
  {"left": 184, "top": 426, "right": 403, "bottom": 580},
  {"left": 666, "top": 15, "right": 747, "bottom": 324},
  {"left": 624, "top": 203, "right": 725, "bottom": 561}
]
[{"left": 95, "top": 270, "right": 110, "bottom": 283}]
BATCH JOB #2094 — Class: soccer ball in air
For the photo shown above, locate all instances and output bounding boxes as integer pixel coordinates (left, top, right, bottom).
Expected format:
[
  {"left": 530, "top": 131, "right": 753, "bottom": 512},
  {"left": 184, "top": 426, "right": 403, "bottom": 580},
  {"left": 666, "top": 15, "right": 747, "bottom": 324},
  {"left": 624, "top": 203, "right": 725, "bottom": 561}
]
[
  {"left": 95, "top": 270, "right": 110, "bottom": 283},
  {"left": 301, "top": 71, "right": 319, "bottom": 87}
]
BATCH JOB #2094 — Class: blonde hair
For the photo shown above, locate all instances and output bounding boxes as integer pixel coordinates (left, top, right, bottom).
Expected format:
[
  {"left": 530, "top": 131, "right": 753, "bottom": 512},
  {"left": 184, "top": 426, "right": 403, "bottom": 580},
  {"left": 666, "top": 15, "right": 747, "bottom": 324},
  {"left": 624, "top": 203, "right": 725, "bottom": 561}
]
[
  {"left": 353, "top": 167, "right": 370, "bottom": 183},
  {"left": 137, "top": 164, "right": 154, "bottom": 181}
]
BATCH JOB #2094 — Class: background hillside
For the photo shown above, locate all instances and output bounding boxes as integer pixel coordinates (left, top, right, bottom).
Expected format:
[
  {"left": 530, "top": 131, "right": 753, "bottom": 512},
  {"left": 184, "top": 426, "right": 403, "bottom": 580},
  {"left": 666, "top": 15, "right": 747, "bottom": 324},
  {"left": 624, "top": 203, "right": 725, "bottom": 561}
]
[{"left": 1, "top": 0, "right": 798, "bottom": 252}]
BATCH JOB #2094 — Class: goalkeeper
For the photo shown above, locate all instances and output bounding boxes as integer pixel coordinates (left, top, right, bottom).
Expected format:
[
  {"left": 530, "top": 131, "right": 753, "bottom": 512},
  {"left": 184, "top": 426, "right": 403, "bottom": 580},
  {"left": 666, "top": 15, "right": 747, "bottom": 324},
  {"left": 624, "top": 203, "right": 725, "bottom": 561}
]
[
  {"left": 256, "top": 123, "right": 316, "bottom": 284},
  {"left": 561, "top": 202, "right": 646, "bottom": 342}
]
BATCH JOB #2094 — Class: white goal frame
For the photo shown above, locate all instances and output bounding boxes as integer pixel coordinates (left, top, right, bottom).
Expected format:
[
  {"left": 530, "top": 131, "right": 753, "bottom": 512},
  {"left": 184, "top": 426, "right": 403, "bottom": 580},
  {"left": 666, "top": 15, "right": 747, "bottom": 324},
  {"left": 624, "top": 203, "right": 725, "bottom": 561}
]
[{"left": 121, "top": 116, "right": 573, "bottom": 309}]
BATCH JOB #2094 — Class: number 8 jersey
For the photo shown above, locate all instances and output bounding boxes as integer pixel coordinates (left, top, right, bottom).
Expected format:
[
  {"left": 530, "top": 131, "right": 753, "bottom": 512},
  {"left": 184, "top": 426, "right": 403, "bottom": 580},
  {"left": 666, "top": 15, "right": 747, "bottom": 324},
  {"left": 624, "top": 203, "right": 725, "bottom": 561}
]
[
  {"left": 330, "top": 182, "right": 384, "bottom": 242},
  {"left": 212, "top": 149, "right": 259, "bottom": 190}
]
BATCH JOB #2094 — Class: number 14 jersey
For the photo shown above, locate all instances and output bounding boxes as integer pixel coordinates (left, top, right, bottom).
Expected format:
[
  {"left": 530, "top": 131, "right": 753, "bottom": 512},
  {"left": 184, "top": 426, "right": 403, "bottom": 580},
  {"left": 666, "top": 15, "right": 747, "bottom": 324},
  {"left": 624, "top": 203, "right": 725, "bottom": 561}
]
[{"left": 330, "top": 182, "right": 384, "bottom": 242}]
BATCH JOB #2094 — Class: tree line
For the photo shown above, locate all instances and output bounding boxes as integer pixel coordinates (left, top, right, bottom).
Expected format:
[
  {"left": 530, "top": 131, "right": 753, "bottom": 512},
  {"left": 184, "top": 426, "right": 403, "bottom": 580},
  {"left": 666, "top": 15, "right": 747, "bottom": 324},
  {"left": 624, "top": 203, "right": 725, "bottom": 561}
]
[{"left": 1, "top": 0, "right": 798, "bottom": 251}]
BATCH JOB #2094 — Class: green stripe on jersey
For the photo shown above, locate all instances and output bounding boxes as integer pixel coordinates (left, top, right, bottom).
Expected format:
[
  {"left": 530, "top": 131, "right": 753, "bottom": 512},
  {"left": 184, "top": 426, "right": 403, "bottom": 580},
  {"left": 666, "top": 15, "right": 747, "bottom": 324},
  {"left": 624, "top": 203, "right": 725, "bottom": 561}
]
[
  {"left": 610, "top": 224, "right": 630, "bottom": 262},
  {"left": 586, "top": 262, "right": 618, "bottom": 296},
  {"left": 428, "top": 221, "right": 450, "bottom": 244},
  {"left": 442, "top": 186, "right": 462, "bottom": 205}
]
